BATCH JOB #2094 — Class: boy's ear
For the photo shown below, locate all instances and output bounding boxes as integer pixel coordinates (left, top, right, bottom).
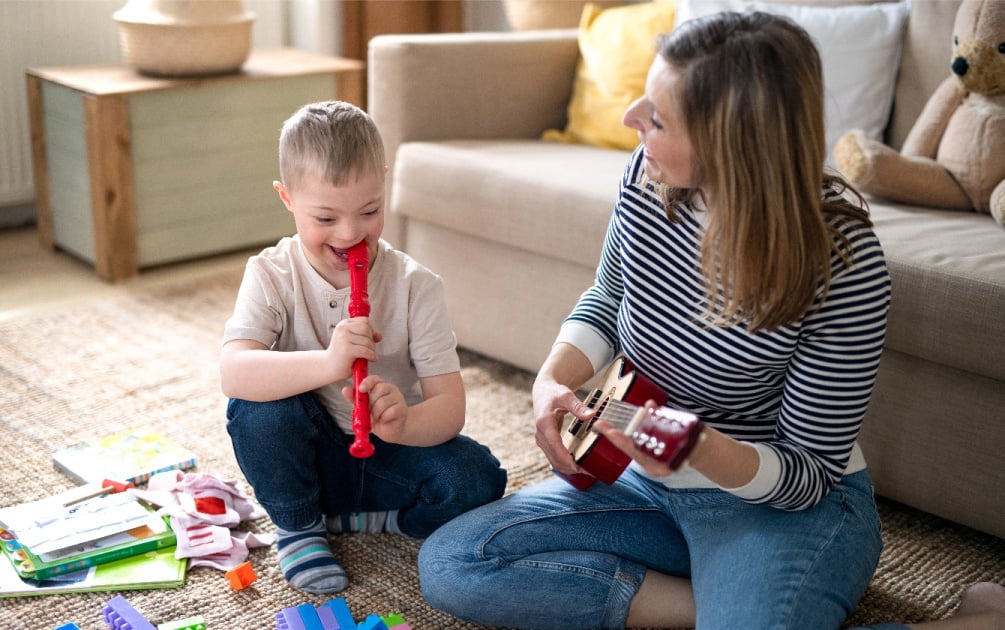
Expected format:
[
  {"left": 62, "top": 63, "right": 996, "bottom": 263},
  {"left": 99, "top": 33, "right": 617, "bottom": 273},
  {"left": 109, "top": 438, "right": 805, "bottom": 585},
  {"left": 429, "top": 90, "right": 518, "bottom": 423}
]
[{"left": 273, "top": 180, "right": 294, "bottom": 211}]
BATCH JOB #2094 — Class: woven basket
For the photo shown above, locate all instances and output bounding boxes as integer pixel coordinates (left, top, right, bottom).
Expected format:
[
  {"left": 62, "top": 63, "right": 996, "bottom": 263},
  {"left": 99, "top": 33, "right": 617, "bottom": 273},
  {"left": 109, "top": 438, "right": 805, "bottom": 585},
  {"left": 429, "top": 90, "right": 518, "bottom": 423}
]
[{"left": 114, "top": 0, "right": 254, "bottom": 77}]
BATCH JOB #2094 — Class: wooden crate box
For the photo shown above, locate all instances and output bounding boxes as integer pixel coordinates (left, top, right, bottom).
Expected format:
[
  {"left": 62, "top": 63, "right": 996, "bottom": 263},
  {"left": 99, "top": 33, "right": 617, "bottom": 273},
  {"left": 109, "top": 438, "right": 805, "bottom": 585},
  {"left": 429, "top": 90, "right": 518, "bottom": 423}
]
[{"left": 27, "top": 48, "right": 365, "bottom": 281}]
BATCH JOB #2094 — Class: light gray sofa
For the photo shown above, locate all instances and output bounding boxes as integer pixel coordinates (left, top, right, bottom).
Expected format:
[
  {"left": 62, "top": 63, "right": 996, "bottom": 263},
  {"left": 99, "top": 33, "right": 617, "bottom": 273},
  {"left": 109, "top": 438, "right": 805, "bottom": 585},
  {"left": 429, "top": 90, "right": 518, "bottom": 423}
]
[{"left": 369, "top": 0, "right": 1005, "bottom": 539}]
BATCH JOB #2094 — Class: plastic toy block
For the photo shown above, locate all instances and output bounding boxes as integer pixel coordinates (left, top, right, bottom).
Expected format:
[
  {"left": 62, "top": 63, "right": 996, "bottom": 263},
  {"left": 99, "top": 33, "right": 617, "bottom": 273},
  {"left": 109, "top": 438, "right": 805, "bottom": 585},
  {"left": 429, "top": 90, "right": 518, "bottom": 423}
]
[
  {"left": 379, "top": 614, "right": 406, "bottom": 627},
  {"left": 276, "top": 603, "right": 340, "bottom": 630},
  {"left": 103, "top": 595, "right": 157, "bottom": 630},
  {"left": 320, "top": 598, "right": 355, "bottom": 629},
  {"left": 225, "top": 560, "right": 257, "bottom": 590},
  {"left": 157, "top": 615, "right": 207, "bottom": 630},
  {"left": 275, "top": 606, "right": 307, "bottom": 630},
  {"left": 388, "top": 625, "right": 411, "bottom": 630},
  {"left": 54, "top": 624, "right": 82, "bottom": 630},
  {"left": 356, "top": 614, "right": 388, "bottom": 630}
]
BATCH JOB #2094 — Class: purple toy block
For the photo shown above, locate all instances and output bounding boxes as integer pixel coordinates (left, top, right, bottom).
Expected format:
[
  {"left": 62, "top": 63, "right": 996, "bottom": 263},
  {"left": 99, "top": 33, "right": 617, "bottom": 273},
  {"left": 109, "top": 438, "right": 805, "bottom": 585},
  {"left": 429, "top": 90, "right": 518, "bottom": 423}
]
[
  {"left": 275, "top": 605, "right": 307, "bottom": 630},
  {"left": 315, "top": 606, "right": 339, "bottom": 630},
  {"left": 102, "top": 595, "right": 157, "bottom": 630}
]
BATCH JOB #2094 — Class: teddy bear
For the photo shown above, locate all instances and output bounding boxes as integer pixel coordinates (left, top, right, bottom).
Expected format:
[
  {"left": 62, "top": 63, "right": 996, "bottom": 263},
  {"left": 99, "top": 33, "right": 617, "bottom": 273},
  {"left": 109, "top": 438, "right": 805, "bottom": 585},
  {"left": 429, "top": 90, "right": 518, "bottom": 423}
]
[{"left": 833, "top": 0, "right": 1005, "bottom": 226}]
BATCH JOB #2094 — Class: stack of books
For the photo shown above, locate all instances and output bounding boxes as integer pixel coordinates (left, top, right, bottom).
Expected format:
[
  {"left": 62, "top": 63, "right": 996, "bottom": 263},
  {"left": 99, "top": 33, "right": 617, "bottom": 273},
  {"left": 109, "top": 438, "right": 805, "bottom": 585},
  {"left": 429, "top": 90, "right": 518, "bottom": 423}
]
[{"left": 0, "top": 430, "right": 197, "bottom": 597}]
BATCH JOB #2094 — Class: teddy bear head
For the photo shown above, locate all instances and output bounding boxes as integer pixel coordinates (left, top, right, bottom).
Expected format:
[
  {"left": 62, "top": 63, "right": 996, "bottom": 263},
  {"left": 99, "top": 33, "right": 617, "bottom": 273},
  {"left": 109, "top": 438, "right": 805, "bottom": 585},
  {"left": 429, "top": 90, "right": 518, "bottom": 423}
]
[{"left": 950, "top": 0, "right": 1005, "bottom": 96}]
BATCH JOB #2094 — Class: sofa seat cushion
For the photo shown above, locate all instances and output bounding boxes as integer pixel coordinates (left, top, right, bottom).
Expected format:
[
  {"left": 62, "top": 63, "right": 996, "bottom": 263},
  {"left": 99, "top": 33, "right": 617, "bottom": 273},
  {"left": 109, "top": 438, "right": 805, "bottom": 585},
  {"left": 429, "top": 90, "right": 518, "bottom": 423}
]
[
  {"left": 392, "top": 140, "right": 632, "bottom": 269},
  {"left": 868, "top": 200, "right": 1005, "bottom": 381}
]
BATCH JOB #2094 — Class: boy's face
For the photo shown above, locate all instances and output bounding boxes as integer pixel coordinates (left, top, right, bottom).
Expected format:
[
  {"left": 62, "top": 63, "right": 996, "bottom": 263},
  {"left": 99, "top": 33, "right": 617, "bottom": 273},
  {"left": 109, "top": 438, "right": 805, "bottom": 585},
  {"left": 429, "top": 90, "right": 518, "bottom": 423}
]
[{"left": 274, "top": 168, "right": 385, "bottom": 288}]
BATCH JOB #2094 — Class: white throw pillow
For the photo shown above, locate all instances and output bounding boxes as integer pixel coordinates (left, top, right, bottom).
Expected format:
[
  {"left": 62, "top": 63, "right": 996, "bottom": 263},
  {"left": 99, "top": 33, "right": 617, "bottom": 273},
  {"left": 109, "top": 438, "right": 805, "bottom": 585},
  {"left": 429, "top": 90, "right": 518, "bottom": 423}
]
[{"left": 674, "top": 0, "right": 911, "bottom": 167}]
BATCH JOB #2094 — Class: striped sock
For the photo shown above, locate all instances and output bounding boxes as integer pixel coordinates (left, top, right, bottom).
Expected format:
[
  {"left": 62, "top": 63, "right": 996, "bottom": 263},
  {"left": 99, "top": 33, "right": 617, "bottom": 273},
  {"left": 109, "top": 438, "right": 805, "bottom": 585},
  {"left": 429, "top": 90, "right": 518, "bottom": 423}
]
[
  {"left": 326, "top": 510, "right": 401, "bottom": 535},
  {"left": 275, "top": 519, "right": 348, "bottom": 594}
]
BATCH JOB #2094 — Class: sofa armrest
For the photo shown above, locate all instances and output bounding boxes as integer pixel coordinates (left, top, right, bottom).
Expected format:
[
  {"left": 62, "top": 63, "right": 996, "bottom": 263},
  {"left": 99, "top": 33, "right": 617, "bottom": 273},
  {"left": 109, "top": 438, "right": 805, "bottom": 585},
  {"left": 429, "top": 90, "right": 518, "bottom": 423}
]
[{"left": 368, "top": 30, "right": 580, "bottom": 247}]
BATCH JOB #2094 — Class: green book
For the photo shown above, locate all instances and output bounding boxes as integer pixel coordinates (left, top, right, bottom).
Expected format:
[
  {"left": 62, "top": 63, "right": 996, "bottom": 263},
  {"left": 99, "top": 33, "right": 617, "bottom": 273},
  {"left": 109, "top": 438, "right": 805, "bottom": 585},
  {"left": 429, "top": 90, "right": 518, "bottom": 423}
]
[
  {"left": 51, "top": 428, "right": 197, "bottom": 486},
  {"left": 0, "top": 545, "right": 186, "bottom": 597},
  {"left": 0, "top": 490, "right": 177, "bottom": 580}
]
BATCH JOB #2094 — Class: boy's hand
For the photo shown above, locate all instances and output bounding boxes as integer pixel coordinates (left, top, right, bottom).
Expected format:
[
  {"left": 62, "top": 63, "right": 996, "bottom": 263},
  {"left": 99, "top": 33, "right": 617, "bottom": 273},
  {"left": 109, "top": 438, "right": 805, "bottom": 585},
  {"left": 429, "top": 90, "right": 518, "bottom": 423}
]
[
  {"left": 341, "top": 376, "right": 407, "bottom": 442},
  {"left": 326, "top": 317, "right": 381, "bottom": 382}
]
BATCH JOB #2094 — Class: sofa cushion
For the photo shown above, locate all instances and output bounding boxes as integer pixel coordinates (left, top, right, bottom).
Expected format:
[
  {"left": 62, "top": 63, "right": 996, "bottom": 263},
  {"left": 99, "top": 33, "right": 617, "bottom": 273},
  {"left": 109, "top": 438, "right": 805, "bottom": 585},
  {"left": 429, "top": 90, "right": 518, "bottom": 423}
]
[
  {"left": 392, "top": 140, "right": 632, "bottom": 269},
  {"left": 868, "top": 200, "right": 1005, "bottom": 382}
]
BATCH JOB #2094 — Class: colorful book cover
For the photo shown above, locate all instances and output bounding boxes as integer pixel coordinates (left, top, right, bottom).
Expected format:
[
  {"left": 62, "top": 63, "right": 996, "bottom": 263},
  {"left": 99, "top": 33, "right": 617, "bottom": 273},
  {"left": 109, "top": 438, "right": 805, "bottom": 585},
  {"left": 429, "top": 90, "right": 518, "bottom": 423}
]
[
  {"left": 0, "top": 545, "right": 186, "bottom": 597},
  {"left": 0, "top": 507, "right": 177, "bottom": 580},
  {"left": 51, "top": 428, "right": 197, "bottom": 486}
]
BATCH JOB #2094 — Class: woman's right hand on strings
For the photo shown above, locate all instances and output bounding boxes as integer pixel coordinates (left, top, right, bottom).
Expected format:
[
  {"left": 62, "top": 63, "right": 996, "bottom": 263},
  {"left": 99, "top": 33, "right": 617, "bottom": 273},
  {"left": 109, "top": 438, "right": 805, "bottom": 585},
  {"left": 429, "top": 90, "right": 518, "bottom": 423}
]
[{"left": 533, "top": 379, "right": 591, "bottom": 475}]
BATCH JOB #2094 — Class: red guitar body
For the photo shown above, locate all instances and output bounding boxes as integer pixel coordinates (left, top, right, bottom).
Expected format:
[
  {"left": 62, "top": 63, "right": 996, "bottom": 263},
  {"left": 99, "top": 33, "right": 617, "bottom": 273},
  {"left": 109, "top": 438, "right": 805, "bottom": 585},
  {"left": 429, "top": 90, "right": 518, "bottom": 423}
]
[{"left": 557, "top": 356, "right": 704, "bottom": 490}]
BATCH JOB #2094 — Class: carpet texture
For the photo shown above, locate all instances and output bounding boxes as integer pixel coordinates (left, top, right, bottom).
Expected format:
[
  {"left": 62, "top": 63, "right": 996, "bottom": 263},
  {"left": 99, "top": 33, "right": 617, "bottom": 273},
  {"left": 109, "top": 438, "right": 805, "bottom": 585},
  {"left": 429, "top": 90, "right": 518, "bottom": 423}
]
[{"left": 0, "top": 268, "right": 1002, "bottom": 629}]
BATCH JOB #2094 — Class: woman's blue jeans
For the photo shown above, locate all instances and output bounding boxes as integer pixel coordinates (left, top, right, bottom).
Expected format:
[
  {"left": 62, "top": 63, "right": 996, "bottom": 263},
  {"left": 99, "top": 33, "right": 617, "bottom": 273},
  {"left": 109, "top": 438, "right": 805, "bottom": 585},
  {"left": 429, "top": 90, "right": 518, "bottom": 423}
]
[
  {"left": 419, "top": 468, "right": 893, "bottom": 630},
  {"left": 226, "top": 393, "right": 507, "bottom": 538}
]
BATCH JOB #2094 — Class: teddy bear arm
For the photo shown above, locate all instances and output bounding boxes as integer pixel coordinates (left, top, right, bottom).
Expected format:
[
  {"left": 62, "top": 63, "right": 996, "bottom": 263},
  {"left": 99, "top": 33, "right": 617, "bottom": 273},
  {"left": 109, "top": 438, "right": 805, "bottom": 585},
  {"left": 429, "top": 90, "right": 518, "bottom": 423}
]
[{"left": 900, "top": 77, "right": 967, "bottom": 158}]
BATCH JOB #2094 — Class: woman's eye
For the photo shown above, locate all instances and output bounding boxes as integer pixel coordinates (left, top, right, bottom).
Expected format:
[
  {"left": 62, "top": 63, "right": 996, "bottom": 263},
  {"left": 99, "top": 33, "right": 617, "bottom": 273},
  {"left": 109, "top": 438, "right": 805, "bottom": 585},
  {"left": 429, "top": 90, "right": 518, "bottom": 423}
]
[{"left": 650, "top": 115, "right": 664, "bottom": 130}]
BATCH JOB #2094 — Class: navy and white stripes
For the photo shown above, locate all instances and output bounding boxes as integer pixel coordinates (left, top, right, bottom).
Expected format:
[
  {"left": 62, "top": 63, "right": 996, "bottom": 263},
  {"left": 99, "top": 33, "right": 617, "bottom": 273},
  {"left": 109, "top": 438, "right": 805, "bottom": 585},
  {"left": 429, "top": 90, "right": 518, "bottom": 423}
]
[{"left": 567, "top": 148, "right": 891, "bottom": 510}]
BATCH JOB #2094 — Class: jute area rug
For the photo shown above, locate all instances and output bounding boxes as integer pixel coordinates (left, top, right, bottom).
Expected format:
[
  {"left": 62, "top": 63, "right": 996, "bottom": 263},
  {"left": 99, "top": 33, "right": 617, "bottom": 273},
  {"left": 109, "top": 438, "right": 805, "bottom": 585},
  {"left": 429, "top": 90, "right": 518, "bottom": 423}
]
[{"left": 0, "top": 268, "right": 1002, "bottom": 630}]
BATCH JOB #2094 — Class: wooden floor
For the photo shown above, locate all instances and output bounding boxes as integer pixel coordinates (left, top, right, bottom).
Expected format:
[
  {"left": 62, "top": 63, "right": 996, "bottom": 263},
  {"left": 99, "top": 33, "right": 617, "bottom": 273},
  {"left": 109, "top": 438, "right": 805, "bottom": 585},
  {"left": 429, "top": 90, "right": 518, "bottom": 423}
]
[{"left": 0, "top": 226, "right": 256, "bottom": 321}]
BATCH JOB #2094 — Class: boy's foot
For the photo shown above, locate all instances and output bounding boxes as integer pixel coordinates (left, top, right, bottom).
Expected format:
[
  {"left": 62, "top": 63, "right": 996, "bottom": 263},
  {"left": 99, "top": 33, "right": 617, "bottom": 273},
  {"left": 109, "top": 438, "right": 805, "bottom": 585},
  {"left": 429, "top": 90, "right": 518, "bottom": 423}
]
[
  {"left": 326, "top": 510, "right": 401, "bottom": 535},
  {"left": 276, "top": 519, "right": 348, "bottom": 594}
]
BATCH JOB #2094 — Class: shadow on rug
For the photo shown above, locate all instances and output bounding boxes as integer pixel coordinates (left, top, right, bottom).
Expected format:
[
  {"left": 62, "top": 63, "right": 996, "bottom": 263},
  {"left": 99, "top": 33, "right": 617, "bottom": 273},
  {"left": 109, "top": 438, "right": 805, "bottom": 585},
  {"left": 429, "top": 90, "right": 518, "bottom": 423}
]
[{"left": 0, "top": 269, "right": 1001, "bottom": 629}]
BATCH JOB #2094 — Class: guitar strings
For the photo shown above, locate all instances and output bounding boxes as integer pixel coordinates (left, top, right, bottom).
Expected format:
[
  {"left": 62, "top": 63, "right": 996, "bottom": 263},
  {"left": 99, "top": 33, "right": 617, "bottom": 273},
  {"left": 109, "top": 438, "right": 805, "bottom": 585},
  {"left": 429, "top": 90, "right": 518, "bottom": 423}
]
[{"left": 591, "top": 398, "right": 640, "bottom": 431}]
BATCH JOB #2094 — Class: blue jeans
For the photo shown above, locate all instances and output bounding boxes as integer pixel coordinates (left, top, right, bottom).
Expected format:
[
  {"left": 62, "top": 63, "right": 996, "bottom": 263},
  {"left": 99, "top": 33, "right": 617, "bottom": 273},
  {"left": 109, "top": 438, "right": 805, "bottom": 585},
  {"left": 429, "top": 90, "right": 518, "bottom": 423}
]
[
  {"left": 226, "top": 393, "right": 507, "bottom": 538},
  {"left": 419, "top": 468, "right": 894, "bottom": 630}
]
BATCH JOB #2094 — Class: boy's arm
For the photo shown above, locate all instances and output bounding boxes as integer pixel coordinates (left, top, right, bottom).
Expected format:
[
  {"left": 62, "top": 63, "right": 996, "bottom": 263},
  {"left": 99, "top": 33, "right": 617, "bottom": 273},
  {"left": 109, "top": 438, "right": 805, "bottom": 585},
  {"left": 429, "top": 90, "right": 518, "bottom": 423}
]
[
  {"left": 368, "top": 371, "right": 465, "bottom": 447},
  {"left": 220, "top": 339, "right": 342, "bottom": 402}
]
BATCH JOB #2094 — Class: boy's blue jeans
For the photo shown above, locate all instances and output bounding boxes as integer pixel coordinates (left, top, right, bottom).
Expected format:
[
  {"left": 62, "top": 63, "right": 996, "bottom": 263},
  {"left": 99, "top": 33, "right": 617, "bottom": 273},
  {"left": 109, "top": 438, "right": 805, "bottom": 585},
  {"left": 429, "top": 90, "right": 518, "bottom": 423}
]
[
  {"left": 226, "top": 393, "right": 507, "bottom": 538},
  {"left": 419, "top": 468, "right": 896, "bottom": 630}
]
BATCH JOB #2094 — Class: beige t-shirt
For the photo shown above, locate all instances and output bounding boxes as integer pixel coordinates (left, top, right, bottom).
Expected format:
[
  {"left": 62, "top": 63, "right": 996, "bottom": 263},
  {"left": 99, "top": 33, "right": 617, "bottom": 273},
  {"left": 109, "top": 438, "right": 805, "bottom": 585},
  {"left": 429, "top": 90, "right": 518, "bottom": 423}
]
[{"left": 223, "top": 236, "right": 460, "bottom": 433}]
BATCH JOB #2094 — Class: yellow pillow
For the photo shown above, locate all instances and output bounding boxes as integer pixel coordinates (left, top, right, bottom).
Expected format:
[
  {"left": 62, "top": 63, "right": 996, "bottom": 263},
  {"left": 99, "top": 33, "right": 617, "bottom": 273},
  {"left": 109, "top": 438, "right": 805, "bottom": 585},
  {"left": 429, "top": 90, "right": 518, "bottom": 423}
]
[{"left": 542, "top": 1, "right": 677, "bottom": 151}]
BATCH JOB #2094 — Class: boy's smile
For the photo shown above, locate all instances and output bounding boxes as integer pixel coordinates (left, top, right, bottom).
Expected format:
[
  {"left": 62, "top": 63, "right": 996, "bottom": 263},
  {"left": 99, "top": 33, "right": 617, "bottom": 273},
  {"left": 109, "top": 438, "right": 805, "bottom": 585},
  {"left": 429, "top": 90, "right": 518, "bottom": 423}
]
[{"left": 273, "top": 169, "right": 385, "bottom": 288}]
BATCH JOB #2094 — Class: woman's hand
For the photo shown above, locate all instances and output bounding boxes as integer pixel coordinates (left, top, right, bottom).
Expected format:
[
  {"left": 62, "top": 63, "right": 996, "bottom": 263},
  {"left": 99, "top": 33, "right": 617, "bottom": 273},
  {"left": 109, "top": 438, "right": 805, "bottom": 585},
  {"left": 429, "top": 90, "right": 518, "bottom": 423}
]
[{"left": 533, "top": 379, "right": 594, "bottom": 476}]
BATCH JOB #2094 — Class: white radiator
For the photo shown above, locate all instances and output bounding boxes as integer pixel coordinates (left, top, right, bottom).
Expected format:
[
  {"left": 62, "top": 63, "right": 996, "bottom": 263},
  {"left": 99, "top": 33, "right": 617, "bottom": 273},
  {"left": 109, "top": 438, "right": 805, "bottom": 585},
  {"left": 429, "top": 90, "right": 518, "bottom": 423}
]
[{"left": 0, "top": 0, "right": 286, "bottom": 208}]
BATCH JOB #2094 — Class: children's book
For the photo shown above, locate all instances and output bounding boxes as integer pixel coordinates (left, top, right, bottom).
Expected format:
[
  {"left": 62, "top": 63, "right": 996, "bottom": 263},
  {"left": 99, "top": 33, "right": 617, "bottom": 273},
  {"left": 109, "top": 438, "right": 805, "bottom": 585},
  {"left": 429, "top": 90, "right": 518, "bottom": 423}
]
[
  {"left": 0, "top": 487, "right": 177, "bottom": 580},
  {"left": 52, "top": 428, "right": 197, "bottom": 486},
  {"left": 0, "top": 545, "right": 186, "bottom": 597}
]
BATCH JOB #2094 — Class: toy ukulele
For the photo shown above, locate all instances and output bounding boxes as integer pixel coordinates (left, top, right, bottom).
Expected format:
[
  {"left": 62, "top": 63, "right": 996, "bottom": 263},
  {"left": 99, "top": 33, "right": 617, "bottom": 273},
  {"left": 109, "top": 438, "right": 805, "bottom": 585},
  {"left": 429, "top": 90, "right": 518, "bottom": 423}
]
[
  {"left": 347, "top": 241, "right": 375, "bottom": 458},
  {"left": 558, "top": 355, "right": 705, "bottom": 490}
]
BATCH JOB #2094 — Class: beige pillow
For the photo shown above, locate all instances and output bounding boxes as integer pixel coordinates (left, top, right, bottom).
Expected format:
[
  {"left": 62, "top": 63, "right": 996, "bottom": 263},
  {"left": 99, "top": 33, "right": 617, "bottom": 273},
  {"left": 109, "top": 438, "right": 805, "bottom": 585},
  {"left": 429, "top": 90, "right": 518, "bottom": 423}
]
[{"left": 503, "top": 0, "right": 626, "bottom": 30}]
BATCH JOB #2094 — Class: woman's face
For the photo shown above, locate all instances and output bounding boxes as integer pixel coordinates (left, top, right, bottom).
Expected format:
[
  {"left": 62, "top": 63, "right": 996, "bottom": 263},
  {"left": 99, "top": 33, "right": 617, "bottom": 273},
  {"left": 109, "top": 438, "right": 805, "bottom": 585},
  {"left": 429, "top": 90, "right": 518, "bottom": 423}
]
[{"left": 623, "top": 56, "right": 695, "bottom": 190}]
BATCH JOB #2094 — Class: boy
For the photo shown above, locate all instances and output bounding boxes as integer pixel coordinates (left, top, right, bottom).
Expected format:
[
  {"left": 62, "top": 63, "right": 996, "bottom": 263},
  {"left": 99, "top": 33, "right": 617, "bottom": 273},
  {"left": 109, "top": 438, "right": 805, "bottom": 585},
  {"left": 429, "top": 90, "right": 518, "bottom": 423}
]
[{"left": 220, "top": 101, "right": 507, "bottom": 594}]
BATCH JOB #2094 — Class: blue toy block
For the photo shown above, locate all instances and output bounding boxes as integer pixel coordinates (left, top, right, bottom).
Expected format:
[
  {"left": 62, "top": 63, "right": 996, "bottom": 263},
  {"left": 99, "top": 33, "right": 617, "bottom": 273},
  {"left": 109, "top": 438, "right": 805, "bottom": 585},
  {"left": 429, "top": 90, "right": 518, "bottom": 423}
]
[
  {"left": 103, "top": 595, "right": 157, "bottom": 630},
  {"left": 356, "top": 614, "right": 388, "bottom": 630},
  {"left": 53, "top": 624, "right": 81, "bottom": 630},
  {"left": 319, "top": 598, "right": 355, "bottom": 630},
  {"left": 157, "top": 615, "right": 207, "bottom": 630},
  {"left": 296, "top": 603, "right": 325, "bottom": 630}
]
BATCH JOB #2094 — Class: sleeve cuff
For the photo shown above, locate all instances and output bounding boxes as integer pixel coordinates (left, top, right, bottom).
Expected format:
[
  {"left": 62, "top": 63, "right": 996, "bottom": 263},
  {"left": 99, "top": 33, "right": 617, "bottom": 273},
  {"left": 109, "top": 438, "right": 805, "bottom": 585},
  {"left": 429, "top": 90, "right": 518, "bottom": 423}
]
[
  {"left": 554, "top": 321, "right": 616, "bottom": 373},
  {"left": 720, "top": 442, "right": 781, "bottom": 501}
]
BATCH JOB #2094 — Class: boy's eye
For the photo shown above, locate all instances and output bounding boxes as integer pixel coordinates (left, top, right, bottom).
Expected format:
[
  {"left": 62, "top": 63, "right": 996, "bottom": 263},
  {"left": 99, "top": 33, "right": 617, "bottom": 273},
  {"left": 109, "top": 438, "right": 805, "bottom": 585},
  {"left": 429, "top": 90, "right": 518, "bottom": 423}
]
[{"left": 315, "top": 216, "right": 334, "bottom": 224}]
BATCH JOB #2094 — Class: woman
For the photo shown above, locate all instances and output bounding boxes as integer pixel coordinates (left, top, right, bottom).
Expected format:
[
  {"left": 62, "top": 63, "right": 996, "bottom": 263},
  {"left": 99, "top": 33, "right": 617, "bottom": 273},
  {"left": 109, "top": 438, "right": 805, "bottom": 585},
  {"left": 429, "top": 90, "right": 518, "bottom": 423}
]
[{"left": 418, "top": 11, "right": 1004, "bottom": 630}]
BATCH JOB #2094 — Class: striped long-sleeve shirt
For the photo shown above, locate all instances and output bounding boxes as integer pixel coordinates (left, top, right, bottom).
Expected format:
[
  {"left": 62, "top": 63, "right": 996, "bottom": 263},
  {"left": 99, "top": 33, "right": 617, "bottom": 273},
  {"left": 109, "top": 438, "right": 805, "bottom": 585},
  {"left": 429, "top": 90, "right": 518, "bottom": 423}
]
[{"left": 561, "top": 147, "right": 891, "bottom": 510}]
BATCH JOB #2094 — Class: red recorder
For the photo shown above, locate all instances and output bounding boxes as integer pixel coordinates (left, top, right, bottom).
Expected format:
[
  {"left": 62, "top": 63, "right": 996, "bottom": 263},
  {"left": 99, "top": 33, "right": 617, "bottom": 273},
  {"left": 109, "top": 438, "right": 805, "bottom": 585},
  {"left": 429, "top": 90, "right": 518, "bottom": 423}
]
[{"left": 347, "top": 241, "right": 375, "bottom": 458}]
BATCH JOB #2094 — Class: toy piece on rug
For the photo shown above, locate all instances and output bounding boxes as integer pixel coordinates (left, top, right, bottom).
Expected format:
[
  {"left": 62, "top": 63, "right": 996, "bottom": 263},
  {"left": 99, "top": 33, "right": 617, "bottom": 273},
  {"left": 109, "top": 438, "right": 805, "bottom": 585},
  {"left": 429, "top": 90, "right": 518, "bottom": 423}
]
[
  {"left": 53, "top": 624, "right": 81, "bottom": 629},
  {"left": 156, "top": 615, "right": 207, "bottom": 630},
  {"left": 102, "top": 594, "right": 157, "bottom": 630},
  {"left": 225, "top": 560, "right": 257, "bottom": 590},
  {"left": 834, "top": 0, "right": 1005, "bottom": 225},
  {"left": 130, "top": 471, "right": 276, "bottom": 571}
]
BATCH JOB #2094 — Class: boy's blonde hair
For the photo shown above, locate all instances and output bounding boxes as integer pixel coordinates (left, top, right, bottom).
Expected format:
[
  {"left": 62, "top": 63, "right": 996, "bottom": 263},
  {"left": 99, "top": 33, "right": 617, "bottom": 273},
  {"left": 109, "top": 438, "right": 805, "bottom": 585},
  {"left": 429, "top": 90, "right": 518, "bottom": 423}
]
[
  {"left": 654, "top": 12, "right": 870, "bottom": 332},
  {"left": 278, "top": 100, "right": 385, "bottom": 192}
]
